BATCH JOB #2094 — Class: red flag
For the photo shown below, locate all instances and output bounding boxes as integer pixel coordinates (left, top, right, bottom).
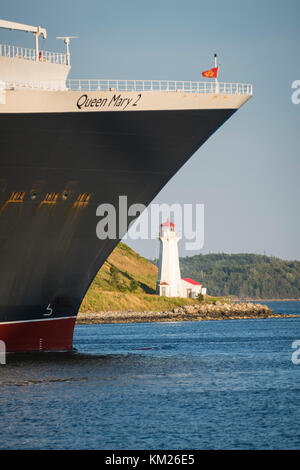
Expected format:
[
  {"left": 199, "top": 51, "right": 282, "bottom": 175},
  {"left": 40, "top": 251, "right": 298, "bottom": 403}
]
[{"left": 202, "top": 67, "right": 219, "bottom": 78}]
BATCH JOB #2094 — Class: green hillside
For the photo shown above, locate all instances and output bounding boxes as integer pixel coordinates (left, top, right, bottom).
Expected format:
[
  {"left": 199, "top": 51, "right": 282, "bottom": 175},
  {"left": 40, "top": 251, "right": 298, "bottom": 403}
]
[
  {"left": 80, "top": 242, "right": 201, "bottom": 312},
  {"left": 81, "top": 245, "right": 299, "bottom": 313},
  {"left": 179, "top": 253, "right": 300, "bottom": 299}
]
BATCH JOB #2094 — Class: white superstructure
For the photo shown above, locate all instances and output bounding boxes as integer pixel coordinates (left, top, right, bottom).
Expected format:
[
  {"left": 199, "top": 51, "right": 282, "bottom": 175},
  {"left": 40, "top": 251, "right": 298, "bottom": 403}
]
[
  {"left": 0, "top": 18, "right": 252, "bottom": 113},
  {"left": 0, "top": 19, "right": 70, "bottom": 89}
]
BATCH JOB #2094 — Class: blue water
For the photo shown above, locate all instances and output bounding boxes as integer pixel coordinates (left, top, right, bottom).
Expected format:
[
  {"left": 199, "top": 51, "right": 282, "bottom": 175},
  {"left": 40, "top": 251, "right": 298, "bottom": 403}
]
[{"left": 0, "top": 302, "right": 300, "bottom": 450}]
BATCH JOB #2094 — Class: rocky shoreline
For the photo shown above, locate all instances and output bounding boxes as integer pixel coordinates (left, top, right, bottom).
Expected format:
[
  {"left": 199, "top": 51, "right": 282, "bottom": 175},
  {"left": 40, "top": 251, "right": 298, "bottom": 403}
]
[{"left": 77, "top": 302, "right": 299, "bottom": 324}]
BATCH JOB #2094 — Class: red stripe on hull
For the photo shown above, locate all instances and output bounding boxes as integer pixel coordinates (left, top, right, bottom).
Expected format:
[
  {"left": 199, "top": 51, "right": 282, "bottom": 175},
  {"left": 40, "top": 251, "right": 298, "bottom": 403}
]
[{"left": 0, "top": 317, "right": 76, "bottom": 352}]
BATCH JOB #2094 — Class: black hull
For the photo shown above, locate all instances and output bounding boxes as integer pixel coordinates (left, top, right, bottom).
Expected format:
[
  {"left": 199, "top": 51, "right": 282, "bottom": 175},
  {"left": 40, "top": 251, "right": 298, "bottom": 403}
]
[{"left": 0, "top": 109, "right": 235, "bottom": 327}]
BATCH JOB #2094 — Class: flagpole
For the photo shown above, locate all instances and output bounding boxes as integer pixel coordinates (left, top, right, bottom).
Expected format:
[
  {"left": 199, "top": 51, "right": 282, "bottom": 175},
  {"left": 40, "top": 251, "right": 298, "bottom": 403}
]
[
  {"left": 214, "top": 53, "right": 219, "bottom": 93},
  {"left": 214, "top": 54, "right": 218, "bottom": 82}
]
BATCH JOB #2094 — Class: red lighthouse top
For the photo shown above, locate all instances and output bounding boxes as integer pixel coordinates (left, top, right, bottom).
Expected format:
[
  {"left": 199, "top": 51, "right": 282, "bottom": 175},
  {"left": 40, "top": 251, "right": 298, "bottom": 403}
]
[{"left": 160, "top": 218, "right": 175, "bottom": 228}]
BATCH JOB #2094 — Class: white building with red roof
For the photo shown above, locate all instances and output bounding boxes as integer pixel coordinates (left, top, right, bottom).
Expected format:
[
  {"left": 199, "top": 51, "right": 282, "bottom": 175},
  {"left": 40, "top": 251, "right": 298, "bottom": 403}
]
[
  {"left": 157, "top": 220, "right": 207, "bottom": 298},
  {"left": 181, "top": 278, "right": 207, "bottom": 298}
]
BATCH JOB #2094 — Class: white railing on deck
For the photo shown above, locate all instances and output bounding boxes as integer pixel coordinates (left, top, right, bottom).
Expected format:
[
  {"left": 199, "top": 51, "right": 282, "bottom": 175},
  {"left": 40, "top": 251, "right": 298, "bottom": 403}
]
[
  {"left": 66, "top": 79, "right": 253, "bottom": 95},
  {"left": 2, "top": 79, "right": 253, "bottom": 95},
  {"left": 0, "top": 43, "right": 67, "bottom": 65},
  {"left": 4, "top": 80, "right": 67, "bottom": 91}
]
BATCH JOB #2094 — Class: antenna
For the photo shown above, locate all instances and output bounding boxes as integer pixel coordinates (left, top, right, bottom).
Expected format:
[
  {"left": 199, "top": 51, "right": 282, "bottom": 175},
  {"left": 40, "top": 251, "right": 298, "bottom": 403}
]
[{"left": 56, "top": 36, "right": 77, "bottom": 65}]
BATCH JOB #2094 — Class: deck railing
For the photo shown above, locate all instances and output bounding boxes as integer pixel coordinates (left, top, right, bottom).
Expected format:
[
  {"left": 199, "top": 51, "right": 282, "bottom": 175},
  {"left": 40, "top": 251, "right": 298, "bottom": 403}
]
[
  {"left": 66, "top": 79, "right": 253, "bottom": 95},
  {"left": 0, "top": 43, "right": 67, "bottom": 65},
  {"left": 4, "top": 80, "right": 67, "bottom": 91},
  {"left": 2, "top": 78, "right": 253, "bottom": 95}
]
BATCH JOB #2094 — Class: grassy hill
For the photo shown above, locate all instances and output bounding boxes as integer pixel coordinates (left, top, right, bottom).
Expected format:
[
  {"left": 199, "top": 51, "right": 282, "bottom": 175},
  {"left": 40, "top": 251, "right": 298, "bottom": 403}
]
[
  {"left": 179, "top": 253, "right": 300, "bottom": 299},
  {"left": 80, "top": 242, "right": 200, "bottom": 312},
  {"left": 81, "top": 245, "right": 298, "bottom": 313}
]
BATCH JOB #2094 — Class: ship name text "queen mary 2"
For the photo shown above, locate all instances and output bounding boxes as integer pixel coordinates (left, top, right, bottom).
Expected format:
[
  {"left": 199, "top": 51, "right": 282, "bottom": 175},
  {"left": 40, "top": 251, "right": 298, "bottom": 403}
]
[{"left": 76, "top": 93, "right": 142, "bottom": 110}]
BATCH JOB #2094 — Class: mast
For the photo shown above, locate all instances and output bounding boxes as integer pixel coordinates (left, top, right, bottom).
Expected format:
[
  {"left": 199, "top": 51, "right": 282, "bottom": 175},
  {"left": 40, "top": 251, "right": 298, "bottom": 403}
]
[{"left": 56, "top": 37, "right": 77, "bottom": 66}]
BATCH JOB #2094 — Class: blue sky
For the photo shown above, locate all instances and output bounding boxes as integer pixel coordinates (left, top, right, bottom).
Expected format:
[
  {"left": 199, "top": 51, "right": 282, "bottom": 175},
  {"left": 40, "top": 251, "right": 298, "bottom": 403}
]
[{"left": 1, "top": 0, "right": 299, "bottom": 259}]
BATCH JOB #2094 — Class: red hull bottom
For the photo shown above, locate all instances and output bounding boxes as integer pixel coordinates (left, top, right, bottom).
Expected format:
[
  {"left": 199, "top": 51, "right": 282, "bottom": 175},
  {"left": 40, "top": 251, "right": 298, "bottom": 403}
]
[{"left": 0, "top": 317, "right": 76, "bottom": 352}]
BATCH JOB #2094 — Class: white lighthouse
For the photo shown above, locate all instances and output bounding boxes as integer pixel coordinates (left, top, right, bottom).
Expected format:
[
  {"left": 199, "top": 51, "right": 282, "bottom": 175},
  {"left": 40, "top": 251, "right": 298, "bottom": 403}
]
[
  {"left": 156, "top": 219, "right": 182, "bottom": 297},
  {"left": 156, "top": 219, "right": 207, "bottom": 298}
]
